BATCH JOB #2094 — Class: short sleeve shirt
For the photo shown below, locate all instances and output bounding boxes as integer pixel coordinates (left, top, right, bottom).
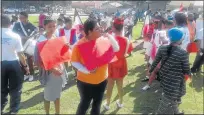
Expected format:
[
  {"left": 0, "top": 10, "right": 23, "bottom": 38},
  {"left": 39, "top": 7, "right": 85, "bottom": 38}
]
[{"left": 2, "top": 28, "right": 23, "bottom": 61}]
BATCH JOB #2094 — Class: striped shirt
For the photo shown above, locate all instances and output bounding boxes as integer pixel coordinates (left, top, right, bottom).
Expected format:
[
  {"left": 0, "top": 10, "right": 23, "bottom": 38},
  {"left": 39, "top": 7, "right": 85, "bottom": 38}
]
[{"left": 149, "top": 45, "right": 190, "bottom": 100}]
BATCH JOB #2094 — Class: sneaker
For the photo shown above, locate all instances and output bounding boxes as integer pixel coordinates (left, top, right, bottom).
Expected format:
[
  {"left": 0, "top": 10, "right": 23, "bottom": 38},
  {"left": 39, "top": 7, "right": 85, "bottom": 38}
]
[
  {"left": 28, "top": 75, "right": 34, "bottom": 82},
  {"left": 141, "top": 76, "right": 149, "bottom": 82},
  {"left": 142, "top": 84, "right": 150, "bottom": 91},
  {"left": 24, "top": 75, "right": 29, "bottom": 81},
  {"left": 103, "top": 102, "right": 110, "bottom": 110},
  {"left": 116, "top": 100, "right": 123, "bottom": 108}
]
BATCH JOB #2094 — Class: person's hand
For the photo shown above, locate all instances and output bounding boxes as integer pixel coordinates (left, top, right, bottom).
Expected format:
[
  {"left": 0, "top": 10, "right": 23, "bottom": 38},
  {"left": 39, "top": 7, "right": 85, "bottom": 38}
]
[
  {"left": 90, "top": 68, "right": 97, "bottom": 73},
  {"left": 24, "top": 66, "right": 30, "bottom": 75},
  {"left": 52, "top": 67, "right": 63, "bottom": 76}
]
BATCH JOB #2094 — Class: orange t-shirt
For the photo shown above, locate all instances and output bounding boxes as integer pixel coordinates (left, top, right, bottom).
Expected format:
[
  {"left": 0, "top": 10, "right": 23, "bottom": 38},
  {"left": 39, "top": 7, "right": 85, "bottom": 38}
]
[
  {"left": 187, "top": 21, "right": 196, "bottom": 41},
  {"left": 71, "top": 37, "right": 108, "bottom": 84}
]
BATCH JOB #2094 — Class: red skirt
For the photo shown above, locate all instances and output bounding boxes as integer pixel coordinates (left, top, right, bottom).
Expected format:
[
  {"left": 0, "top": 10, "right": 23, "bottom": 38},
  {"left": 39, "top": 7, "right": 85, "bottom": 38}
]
[{"left": 108, "top": 58, "right": 128, "bottom": 79}]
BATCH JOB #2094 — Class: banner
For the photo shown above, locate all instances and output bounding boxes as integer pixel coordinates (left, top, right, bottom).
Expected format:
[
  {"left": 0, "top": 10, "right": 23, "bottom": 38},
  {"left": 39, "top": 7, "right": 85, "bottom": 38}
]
[
  {"left": 77, "top": 37, "right": 116, "bottom": 70},
  {"left": 37, "top": 36, "right": 72, "bottom": 70}
]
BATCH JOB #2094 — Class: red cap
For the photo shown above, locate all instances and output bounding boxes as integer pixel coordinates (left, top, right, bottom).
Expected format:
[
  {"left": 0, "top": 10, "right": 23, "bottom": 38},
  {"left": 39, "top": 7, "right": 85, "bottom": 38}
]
[{"left": 113, "top": 18, "right": 124, "bottom": 25}]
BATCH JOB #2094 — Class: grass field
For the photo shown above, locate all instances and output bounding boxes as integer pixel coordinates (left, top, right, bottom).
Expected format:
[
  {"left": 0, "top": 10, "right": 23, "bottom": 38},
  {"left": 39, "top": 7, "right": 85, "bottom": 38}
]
[{"left": 4, "top": 16, "right": 203, "bottom": 114}]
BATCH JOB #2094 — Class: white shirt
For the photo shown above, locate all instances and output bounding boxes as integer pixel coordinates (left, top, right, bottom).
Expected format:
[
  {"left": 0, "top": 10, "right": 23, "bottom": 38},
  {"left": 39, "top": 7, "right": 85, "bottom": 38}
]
[
  {"left": 177, "top": 26, "right": 190, "bottom": 51},
  {"left": 124, "top": 17, "right": 134, "bottom": 26},
  {"left": 2, "top": 28, "right": 23, "bottom": 61},
  {"left": 195, "top": 19, "right": 203, "bottom": 49},
  {"left": 55, "top": 24, "right": 65, "bottom": 37}
]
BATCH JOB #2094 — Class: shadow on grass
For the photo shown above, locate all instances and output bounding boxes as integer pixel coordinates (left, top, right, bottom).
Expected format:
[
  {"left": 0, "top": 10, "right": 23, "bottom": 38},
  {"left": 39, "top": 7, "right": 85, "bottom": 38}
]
[
  {"left": 128, "top": 66, "right": 161, "bottom": 114},
  {"left": 20, "top": 78, "right": 76, "bottom": 110},
  {"left": 128, "top": 64, "right": 146, "bottom": 76},
  {"left": 20, "top": 92, "right": 44, "bottom": 110},
  {"left": 102, "top": 62, "right": 161, "bottom": 114},
  {"left": 189, "top": 72, "right": 204, "bottom": 92}
]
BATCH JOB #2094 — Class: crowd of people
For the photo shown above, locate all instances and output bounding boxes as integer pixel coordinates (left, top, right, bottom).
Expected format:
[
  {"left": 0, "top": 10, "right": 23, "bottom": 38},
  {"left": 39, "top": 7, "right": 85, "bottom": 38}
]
[{"left": 1, "top": 6, "right": 203, "bottom": 115}]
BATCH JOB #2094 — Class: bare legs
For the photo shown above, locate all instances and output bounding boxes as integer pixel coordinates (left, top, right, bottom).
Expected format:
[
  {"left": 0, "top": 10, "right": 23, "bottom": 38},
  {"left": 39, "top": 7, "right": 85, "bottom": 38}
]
[
  {"left": 44, "top": 100, "right": 50, "bottom": 114},
  {"left": 54, "top": 98, "right": 60, "bottom": 114},
  {"left": 106, "top": 78, "right": 124, "bottom": 106},
  {"left": 44, "top": 98, "right": 60, "bottom": 114}
]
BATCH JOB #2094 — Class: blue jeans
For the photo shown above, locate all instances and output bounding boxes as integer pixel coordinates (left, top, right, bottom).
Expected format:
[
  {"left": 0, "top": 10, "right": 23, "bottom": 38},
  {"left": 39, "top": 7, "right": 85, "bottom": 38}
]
[{"left": 1, "top": 60, "right": 23, "bottom": 113}]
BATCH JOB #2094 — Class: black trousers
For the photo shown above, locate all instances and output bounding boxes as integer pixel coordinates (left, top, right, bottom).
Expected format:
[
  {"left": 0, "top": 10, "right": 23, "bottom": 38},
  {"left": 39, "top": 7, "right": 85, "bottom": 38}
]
[
  {"left": 1, "top": 60, "right": 23, "bottom": 113},
  {"left": 76, "top": 79, "right": 107, "bottom": 115},
  {"left": 191, "top": 49, "right": 204, "bottom": 73}
]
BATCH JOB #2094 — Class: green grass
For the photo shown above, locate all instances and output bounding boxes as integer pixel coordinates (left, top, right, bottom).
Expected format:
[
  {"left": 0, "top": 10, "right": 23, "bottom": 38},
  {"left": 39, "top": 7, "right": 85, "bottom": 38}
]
[
  {"left": 28, "top": 15, "right": 87, "bottom": 27},
  {"left": 29, "top": 16, "right": 38, "bottom": 26},
  {"left": 4, "top": 16, "right": 203, "bottom": 114}
]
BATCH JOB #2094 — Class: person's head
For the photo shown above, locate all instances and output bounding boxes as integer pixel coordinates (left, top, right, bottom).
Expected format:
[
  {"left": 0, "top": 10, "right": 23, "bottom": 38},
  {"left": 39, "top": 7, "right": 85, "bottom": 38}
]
[
  {"left": 64, "top": 17, "right": 72, "bottom": 29},
  {"left": 187, "top": 13, "right": 194, "bottom": 22},
  {"left": 57, "top": 18, "right": 64, "bottom": 26},
  {"left": 19, "top": 11, "right": 28, "bottom": 23},
  {"left": 2, "top": 14, "right": 11, "bottom": 28},
  {"left": 112, "top": 18, "right": 124, "bottom": 33},
  {"left": 59, "top": 14, "right": 64, "bottom": 18},
  {"left": 84, "top": 19, "right": 101, "bottom": 40},
  {"left": 168, "top": 27, "right": 184, "bottom": 45},
  {"left": 164, "top": 20, "right": 174, "bottom": 29},
  {"left": 174, "top": 12, "right": 187, "bottom": 26},
  {"left": 11, "top": 15, "right": 18, "bottom": 22},
  {"left": 43, "top": 16, "right": 56, "bottom": 35}
]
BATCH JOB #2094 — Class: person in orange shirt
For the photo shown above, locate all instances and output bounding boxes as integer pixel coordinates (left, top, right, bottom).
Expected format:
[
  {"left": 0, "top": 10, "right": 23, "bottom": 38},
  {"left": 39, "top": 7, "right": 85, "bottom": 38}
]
[
  {"left": 71, "top": 19, "right": 119, "bottom": 115},
  {"left": 187, "top": 13, "right": 196, "bottom": 42},
  {"left": 103, "top": 18, "right": 129, "bottom": 110}
]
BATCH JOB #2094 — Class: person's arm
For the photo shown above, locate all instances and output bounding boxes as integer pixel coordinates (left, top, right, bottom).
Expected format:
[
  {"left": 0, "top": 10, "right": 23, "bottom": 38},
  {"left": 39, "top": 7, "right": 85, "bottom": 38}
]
[
  {"left": 71, "top": 62, "right": 90, "bottom": 74},
  {"left": 149, "top": 46, "right": 163, "bottom": 73},
  {"left": 105, "top": 33, "right": 120, "bottom": 52},
  {"left": 181, "top": 52, "right": 191, "bottom": 76},
  {"left": 71, "top": 45, "right": 92, "bottom": 74},
  {"left": 124, "top": 37, "right": 130, "bottom": 55},
  {"left": 15, "top": 35, "right": 30, "bottom": 74}
]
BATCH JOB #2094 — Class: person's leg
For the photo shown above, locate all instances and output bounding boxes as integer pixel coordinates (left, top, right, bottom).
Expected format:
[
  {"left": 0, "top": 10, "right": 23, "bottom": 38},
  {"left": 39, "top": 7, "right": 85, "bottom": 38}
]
[
  {"left": 54, "top": 98, "right": 60, "bottom": 114},
  {"left": 27, "top": 55, "right": 34, "bottom": 76},
  {"left": 191, "top": 49, "right": 204, "bottom": 73},
  {"left": 76, "top": 80, "right": 92, "bottom": 115},
  {"left": 156, "top": 94, "right": 171, "bottom": 114},
  {"left": 116, "top": 78, "right": 124, "bottom": 105},
  {"left": 106, "top": 78, "right": 115, "bottom": 106},
  {"left": 1, "top": 61, "right": 9, "bottom": 113},
  {"left": 44, "top": 100, "right": 50, "bottom": 114},
  {"left": 91, "top": 80, "right": 107, "bottom": 115},
  {"left": 191, "top": 51, "right": 202, "bottom": 73},
  {"left": 8, "top": 61, "right": 24, "bottom": 113}
]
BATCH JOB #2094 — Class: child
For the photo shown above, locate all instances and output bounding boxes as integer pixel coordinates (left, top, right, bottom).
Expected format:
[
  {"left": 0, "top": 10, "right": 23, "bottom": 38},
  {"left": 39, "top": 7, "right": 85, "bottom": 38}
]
[
  {"left": 103, "top": 18, "right": 129, "bottom": 110},
  {"left": 34, "top": 17, "right": 67, "bottom": 114},
  {"left": 57, "top": 17, "right": 77, "bottom": 74}
]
